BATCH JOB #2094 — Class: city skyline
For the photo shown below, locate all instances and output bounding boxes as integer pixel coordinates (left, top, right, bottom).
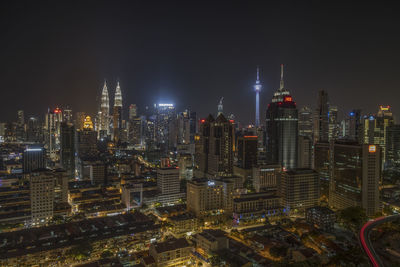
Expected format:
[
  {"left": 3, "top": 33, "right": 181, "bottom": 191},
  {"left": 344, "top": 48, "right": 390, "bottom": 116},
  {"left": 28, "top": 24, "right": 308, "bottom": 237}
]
[
  {"left": 1, "top": 2, "right": 400, "bottom": 123},
  {"left": 1, "top": 2, "right": 400, "bottom": 266}
]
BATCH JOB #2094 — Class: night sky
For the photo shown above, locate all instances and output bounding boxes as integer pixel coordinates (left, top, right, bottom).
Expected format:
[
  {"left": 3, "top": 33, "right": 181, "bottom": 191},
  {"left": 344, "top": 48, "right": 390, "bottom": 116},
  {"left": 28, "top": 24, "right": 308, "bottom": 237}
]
[{"left": 1, "top": 1, "right": 400, "bottom": 124}]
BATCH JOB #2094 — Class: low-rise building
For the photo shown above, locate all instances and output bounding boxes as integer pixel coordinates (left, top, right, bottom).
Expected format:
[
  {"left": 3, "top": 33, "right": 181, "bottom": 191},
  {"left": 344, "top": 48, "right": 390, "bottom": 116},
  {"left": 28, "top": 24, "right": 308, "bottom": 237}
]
[
  {"left": 306, "top": 206, "right": 336, "bottom": 231},
  {"left": 233, "top": 191, "right": 284, "bottom": 224},
  {"left": 149, "top": 237, "right": 192, "bottom": 267},
  {"left": 167, "top": 213, "right": 198, "bottom": 236},
  {"left": 195, "top": 229, "right": 228, "bottom": 255}
]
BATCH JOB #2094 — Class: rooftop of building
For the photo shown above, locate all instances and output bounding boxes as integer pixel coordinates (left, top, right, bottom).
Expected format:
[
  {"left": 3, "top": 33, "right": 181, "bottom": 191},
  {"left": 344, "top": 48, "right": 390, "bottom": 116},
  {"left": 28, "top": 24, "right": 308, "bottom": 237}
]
[
  {"left": 306, "top": 206, "right": 335, "bottom": 215},
  {"left": 152, "top": 237, "right": 191, "bottom": 254},
  {"left": 198, "top": 229, "right": 227, "bottom": 241},
  {"left": 285, "top": 168, "right": 318, "bottom": 175},
  {"left": 155, "top": 204, "right": 186, "bottom": 216},
  {"left": 234, "top": 191, "right": 280, "bottom": 203},
  {"left": 0, "top": 212, "right": 158, "bottom": 259},
  {"left": 168, "top": 213, "right": 196, "bottom": 221}
]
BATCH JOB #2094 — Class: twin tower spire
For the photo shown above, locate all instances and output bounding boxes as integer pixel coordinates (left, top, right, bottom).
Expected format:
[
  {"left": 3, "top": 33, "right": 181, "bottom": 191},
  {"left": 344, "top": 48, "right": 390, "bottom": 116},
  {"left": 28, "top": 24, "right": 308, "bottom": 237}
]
[
  {"left": 100, "top": 81, "right": 122, "bottom": 111},
  {"left": 98, "top": 81, "right": 122, "bottom": 137}
]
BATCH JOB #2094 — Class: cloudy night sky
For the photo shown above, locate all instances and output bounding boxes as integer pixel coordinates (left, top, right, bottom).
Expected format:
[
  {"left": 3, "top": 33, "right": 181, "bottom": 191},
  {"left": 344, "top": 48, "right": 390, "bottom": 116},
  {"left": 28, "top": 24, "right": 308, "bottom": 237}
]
[{"left": 1, "top": 1, "right": 399, "bottom": 124}]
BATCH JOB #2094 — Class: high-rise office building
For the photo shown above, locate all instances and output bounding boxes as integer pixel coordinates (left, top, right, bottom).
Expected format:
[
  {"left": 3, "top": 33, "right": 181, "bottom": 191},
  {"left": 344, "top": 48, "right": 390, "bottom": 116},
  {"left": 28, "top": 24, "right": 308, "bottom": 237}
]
[
  {"left": 27, "top": 116, "right": 42, "bottom": 143},
  {"left": 157, "top": 167, "right": 180, "bottom": 195},
  {"left": 361, "top": 114, "right": 377, "bottom": 145},
  {"left": 113, "top": 82, "right": 123, "bottom": 143},
  {"left": 195, "top": 114, "right": 235, "bottom": 177},
  {"left": 265, "top": 65, "right": 298, "bottom": 169},
  {"left": 314, "top": 90, "right": 329, "bottom": 142},
  {"left": 129, "top": 104, "right": 137, "bottom": 120},
  {"left": 177, "top": 111, "right": 191, "bottom": 145},
  {"left": 155, "top": 103, "right": 176, "bottom": 151},
  {"left": 386, "top": 125, "right": 400, "bottom": 169},
  {"left": 298, "top": 106, "right": 313, "bottom": 139},
  {"left": 128, "top": 116, "right": 144, "bottom": 146},
  {"left": 16, "top": 110, "right": 26, "bottom": 142},
  {"left": 328, "top": 105, "right": 339, "bottom": 141},
  {"left": 60, "top": 122, "right": 75, "bottom": 177},
  {"left": 23, "top": 145, "right": 45, "bottom": 173},
  {"left": 280, "top": 169, "right": 319, "bottom": 214},
  {"left": 329, "top": 141, "right": 381, "bottom": 216},
  {"left": 347, "top": 109, "right": 362, "bottom": 142},
  {"left": 63, "top": 107, "right": 73, "bottom": 123},
  {"left": 254, "top": 66, "right": 262, "bottom": 128},
  {"left": 189, "top": 111, "right": 197, "bottom": 143},
  {"left": 298, "top": 135, "right": 312, "bottom": 169},
  {"left": 237, "top": 135, "right": 258, "bottom": 169},
  {"left": 313, "top": 141, "right": 331, "bottom": 201},
  {"left": 187, "top": 178, "right": 234, "bottom": 217},
  {"left": 30, "top": 170, "right": 55, "bottom": 226},
  {"left": 81, "top": 159, "right": 107, "bottom": 185},
  {"left": 252, "top": 164, "right": 281, "bottom": 192},
  {"left": 376, "top": 105, "right": 394, "bottom": 167},
  {"left": 76, "top": 116, "right": 97, "bottom": 159},
  {"left": 44, "top": 108, "right": 63, "bottom": 159},
  {"left": 98, "top": 81, "right": 110, "bottom": 138}
]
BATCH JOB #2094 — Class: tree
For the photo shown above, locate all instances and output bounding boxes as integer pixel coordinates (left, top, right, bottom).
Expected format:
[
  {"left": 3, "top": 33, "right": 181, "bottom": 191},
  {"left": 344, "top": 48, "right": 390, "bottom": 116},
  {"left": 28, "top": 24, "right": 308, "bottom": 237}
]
[
  {"left": 66, "top": 241, "right": 93, "bottom": 261},
  {"left": 337, "top": 206, "right": 368, "bottom": 232}
]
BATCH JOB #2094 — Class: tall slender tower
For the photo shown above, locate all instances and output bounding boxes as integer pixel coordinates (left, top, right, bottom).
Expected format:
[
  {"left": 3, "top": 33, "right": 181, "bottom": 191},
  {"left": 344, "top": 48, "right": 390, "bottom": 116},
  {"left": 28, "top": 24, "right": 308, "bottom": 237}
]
[
  {"left": 98, "top": 81, "right": 110, "bottom": 138},
  {"left": 265, "top": 64, "right": 298, "bottom": 169},
  {"left": 217, "top": 97, "right": 224, "bottom": 116},
  {"left": 113, "top": 82, "right": 123, "bottom": 143},
  {"left": 254, "top": 66, "right": 262, "bottom": 127}
]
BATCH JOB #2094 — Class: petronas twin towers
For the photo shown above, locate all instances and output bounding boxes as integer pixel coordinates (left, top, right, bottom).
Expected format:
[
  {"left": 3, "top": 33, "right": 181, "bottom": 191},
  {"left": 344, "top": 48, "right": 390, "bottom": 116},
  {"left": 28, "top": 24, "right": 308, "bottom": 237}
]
[{"left": 98, "top": 81, "right": 123, "bottom": 140}]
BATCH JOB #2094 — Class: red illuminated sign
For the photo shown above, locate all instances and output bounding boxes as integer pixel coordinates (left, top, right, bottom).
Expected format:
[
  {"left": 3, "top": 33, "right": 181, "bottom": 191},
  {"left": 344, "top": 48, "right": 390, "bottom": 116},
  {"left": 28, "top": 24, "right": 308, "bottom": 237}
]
[
  {"left": 284, "top": 96, "right": 292, "bottom": 102},
  {"left": 200, "top": 119, "right": 206, "bottom": 123}
]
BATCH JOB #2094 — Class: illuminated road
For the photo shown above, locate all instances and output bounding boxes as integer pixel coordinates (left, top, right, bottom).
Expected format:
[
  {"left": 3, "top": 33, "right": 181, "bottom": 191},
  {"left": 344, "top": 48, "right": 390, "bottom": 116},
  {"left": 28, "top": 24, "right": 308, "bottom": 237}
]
[{"left": 359, "top": 214, "right": 400, "bottom": 267}]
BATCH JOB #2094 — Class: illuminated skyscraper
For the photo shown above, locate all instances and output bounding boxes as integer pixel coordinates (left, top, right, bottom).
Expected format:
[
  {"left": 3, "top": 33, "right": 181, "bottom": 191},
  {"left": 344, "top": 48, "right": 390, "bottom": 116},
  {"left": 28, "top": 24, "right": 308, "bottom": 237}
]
[
  {"left": 195, "top": 114, "right": 235, "bottom": 177},
  {"left": 347, "top": 109, "right": 362, "bottom": 142},
  {"left": 63, "top": 107, "right": 73, "bottom": 123},
  {"left": 376, "top": 105, "right": 394, "bottom": 167},
  {"left": 16, "top": 110, "right": 26, "bottom": 142},
  {"left": 76, "top": 116, "right": 97, "bottom": 158},
  {"left": 98, "top": 81, "right": 110, "bottom": 138},
  {"left": 254, "top": 66, "right": 262, "bottom": 127},
  {"left": 298, "top": 106, "right": 313, "bottom": 139},
  {"left": 155, "top": 103, "right": 176, "bottom": 151},
  {"left": 60, "top": 122, "right": 75, "bottom": 177},
  {"left": 265, "top": 64, "right": 298, "bottom": 169},
  {"left": 113, "top": 82, "right": 123, "bottom": 143},
  {"left": 329, "top": 141, "right": 381, "bottom": 216},
  {"left": 129, "top": 104, "right": 137, "bottom": 120},
  {"left": 328, "top": 105, "right": 339, "bottom": 141},
  {"left": 386, "top": 125, "right": 400, "bottom": 169},
  {"left": 23, "top": 145, "right": 45, "bottom": 173},
  {"left": 44, "top": 107, "right": 63, "bottom": 160},
  {"left": 314, "top": 90, "right": 329, "bottom": 142}
]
